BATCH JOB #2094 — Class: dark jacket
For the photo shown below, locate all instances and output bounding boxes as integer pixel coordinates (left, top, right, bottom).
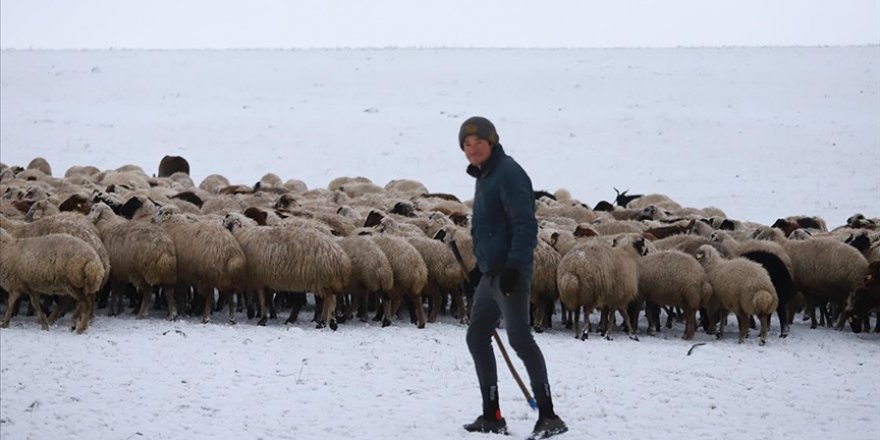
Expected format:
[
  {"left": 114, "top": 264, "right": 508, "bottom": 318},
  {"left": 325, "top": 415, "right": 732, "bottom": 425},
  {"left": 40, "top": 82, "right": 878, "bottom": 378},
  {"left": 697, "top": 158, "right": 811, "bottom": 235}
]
[{"left": 468, "top": 144, "right": 538, "bottom": 274}]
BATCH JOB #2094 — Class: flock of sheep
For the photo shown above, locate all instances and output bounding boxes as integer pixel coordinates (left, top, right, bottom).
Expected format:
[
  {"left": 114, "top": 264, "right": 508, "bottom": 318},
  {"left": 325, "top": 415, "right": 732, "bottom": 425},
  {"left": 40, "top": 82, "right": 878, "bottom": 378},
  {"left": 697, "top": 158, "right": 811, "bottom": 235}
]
[{"left": 1, "top": 156, "right": 878, "bottom": 345}]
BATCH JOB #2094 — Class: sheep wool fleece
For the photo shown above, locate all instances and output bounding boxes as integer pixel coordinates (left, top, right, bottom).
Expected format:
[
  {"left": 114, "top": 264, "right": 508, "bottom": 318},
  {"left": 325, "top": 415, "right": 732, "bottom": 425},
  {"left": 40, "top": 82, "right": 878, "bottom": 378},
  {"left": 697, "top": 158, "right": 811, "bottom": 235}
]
[{"left": 465, "top": 143, "right": 553, "bottom": 413}]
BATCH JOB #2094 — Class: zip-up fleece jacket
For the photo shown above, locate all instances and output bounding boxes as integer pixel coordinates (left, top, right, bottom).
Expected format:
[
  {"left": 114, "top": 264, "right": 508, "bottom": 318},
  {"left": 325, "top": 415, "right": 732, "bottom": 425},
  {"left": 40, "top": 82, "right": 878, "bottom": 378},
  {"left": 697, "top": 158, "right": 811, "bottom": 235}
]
[{"left": 468, "top": 144, "right": 538, "bottom": 275}]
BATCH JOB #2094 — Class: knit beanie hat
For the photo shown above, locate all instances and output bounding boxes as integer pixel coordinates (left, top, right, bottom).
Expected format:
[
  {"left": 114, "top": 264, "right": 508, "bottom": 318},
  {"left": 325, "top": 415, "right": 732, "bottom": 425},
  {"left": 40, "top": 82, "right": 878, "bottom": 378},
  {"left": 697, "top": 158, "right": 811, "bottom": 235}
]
[{"left": 459, "top": 116, "right": 499, "bottom": 150}]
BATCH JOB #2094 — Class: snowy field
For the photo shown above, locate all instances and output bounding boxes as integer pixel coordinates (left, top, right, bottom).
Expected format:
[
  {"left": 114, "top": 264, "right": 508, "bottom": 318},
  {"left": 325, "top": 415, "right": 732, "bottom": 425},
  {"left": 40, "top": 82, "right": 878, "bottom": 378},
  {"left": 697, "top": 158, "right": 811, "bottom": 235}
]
[{"left": 1, "top": 46, "right": 879, "bottom": 440}]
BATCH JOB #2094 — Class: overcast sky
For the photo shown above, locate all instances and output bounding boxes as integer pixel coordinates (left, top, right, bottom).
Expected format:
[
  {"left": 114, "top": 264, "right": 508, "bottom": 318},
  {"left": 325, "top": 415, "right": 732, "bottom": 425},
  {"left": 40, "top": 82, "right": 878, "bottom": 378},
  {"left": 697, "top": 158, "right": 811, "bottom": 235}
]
[{"left": 1, "top": 0, "right": 878, "bottom": 49}]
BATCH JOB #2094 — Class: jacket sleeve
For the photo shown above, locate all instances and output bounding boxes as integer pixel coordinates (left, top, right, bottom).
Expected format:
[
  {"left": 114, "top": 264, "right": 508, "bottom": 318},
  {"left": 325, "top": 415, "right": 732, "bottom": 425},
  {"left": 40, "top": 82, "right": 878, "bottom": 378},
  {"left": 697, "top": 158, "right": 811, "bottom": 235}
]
[{"left": 499, "top": 161, "right": 538, "bottom": 268}]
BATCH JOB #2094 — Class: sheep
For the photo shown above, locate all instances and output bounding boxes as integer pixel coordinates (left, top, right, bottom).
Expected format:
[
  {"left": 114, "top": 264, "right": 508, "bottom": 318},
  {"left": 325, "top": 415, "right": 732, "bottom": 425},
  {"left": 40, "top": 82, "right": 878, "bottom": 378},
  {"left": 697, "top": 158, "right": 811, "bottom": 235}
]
[
  {"left": 535, "top": 201, "right": 598, "bottom": 224},
  {"left": 784, "top": 238, "right": 869, "bottom": 330},
  {"left": 369, "top": 233, "right": 429, "bottom": 328},
  {"left": 339, "top": 182, "right": 385, "bottom": 199},
  {"left": 771, "top": 216, "right": 828, "bottom": 237},
  {"left": 530, "top": 239, "right": 562, "bottom": 333},
  {"left": 99, "top": 170, "right": 152, "bottom": 191},
  {"left": 376, "top": 215, "right": 427, "bottom": 237},
  {"left": 636, "top": 250, "right": 714, "bottom": 340},
  {"left": 556, "top": 236, "right": 649, "bottom": 340},
  {"left": 385, "top": 179, "right": 428, "bottom": 196},
  {"left": 0, "top": 228, "right": 104, "bottom": 333},
  {"left": 404, "top": 235, "right": 467, "bottom": 324},
  {"left": 158, "top": 155, "right": 190, "bottom": 177},
  {"left": 283, "top": 179, "right": 308, "bottom": 193},
  {"left": 88, "top": 203, "right": 179, "bottom": 319},
  {"left": 152, "top": 205, "right": 247, "bottom": 324},
  {"left": 625, "top": 193, "right": 682, "bottom": 211},
  {"left": 199, "top": 174, "right": 231, "bottom": 193},
  {"left": 26, "top": 157, "right": 52, "bottom": 176},
  {"left": 64, "top": 165, "right": 101, "bottom": 179},
  {"left": 336, "top": 235, "right": 394, "bottom": 323},
  {"left": 845, "top": 261, "right": 880, "bottom": 333},
  {"left": 843, "top": 230, "right": 880, "bottom": 263},
  {"left": 694, "top": 245, "right": 778, "bottom": 345},
  {"left": 845, "top": 213, "right": 878, "bottom": 230},
  {"left": 328, "top": 176, "right": 373, "bottom": 191},
  {"left": 653, "top": 233, "right": 733, "bottom": 258},
  {"left": 222, "top": 212, "right": 351, "bottom": 329},
  {"left": 0, "top": 213, "right": 111, "bottom": 295},
  {"left": 709, "top": 231, "right": 797, "bottom": 337}
]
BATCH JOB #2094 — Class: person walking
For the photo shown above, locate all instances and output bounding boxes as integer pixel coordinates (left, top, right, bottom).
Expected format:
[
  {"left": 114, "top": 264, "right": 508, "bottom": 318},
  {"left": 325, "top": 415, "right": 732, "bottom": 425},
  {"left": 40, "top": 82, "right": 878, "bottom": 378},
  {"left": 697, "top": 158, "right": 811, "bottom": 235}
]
[{"left": 459, "top": 116, "right": 568, "bottom": 439}]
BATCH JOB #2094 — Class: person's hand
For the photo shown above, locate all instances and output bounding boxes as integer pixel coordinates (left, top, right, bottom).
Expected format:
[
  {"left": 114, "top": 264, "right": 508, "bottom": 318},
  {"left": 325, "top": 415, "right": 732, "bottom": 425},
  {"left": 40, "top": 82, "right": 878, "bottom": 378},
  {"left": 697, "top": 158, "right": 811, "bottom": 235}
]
[{"left": 499, "top": 267, "right": 519, "bottom": 295}]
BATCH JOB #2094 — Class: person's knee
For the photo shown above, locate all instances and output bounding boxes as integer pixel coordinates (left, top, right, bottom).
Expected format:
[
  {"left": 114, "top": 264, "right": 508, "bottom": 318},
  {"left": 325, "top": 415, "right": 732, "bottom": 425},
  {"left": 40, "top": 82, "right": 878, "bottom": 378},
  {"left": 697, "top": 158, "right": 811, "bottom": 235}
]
[
  {"left": 506, "top": 327, "right": 539, "bottom": 353},
  {"left": 466, "top": 324, "right": 492, "bottom": 350}
]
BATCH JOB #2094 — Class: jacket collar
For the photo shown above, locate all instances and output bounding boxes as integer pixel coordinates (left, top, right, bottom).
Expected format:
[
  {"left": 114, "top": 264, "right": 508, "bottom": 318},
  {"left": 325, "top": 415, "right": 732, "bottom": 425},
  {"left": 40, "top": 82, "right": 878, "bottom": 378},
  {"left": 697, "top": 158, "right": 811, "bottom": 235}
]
[{"left": 466, "top": 144, "right": 506, "bottom": 178}]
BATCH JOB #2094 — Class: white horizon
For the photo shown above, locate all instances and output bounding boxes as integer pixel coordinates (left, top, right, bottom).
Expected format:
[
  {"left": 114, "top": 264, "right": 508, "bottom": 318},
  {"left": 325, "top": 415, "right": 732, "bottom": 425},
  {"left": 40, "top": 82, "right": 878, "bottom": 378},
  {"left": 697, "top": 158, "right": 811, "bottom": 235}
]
[{"left": 2, "top": 0, "right": 878, "bottom": 50}]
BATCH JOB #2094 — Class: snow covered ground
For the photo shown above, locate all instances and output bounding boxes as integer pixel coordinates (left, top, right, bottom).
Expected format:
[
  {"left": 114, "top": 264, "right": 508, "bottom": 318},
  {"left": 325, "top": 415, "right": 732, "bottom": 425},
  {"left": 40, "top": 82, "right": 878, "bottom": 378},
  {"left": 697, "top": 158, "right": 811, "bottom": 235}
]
[{"left": 1, "top": 46, "right": 879, "bottom": 440}]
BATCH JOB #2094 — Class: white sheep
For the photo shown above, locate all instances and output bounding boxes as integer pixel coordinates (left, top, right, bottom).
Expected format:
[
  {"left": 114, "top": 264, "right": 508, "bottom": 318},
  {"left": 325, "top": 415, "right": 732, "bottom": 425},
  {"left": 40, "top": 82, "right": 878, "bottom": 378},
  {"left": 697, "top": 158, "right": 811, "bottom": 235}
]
[
  {"left": 88, "top": 203, "right": 180, "bottom": 319},
  {"left": 369, "top": 233, "right": 429, "bottom": 328},
  {"left": 0, "top": 228, "right": 105, "bottom": 333},
  {"left": 557, "top": 236, "right": 649, "bottom": 340},
  {"left": 152, "top": 205, "right": 247, "bottom": 324},
  {"left": 223, "top": 212, "right": 351, "bottom": 329},
  {"left": 709, "top": 231, "right": 797, "bottom": 337},
  {"left": 636, "top": 250, "right": 714, "bottom": 340},
  {"left": 694, "top": 245, "right": 778, "bottom": 345},
  {"left": 336, "top": 235, "right": 394, "bottom": 322}
]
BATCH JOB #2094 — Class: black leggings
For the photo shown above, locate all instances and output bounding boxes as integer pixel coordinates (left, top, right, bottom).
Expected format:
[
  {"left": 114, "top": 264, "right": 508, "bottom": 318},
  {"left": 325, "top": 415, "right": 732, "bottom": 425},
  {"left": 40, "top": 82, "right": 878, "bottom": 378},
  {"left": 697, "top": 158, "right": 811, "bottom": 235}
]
[{"left": 465, "top": 266, "right": 551, "bottom": 406}]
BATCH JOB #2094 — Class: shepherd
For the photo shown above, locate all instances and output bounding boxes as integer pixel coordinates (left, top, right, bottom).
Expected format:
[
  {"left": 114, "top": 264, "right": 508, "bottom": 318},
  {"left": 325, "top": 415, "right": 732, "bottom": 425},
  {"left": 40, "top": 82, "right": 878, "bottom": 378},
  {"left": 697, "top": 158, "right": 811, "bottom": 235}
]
[{"left": 459, "top": 116, "right": 568, "bottom": 439}]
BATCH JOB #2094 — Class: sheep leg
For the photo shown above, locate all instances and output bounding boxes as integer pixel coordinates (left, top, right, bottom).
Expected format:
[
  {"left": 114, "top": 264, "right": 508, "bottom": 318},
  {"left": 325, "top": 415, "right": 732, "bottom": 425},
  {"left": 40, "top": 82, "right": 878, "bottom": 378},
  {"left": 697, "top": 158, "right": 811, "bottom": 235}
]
[
  {"left": 381, "top": 294, "right": 394, "bottom": 327},
  {"left": 600, "top": 308, "right": 614, "bottom": 340},
  {"left": 135, "top": 282, "right": 154, "bottom": 319},
  {"left": 664, "top": 307, "right": 675, "bottom": 329},
  {"left": 578, "top": 305, "right": 592, "bottom": 340},
  {"left": 107, "top": 279, "right": 124, "bottom": 316},
  {"left": 47, "top": 296, "right": 73, "bottom": 326},
  {"left": 162, "top": 285, "right": 179, "bottom": 321},
  {"left": 198, "top": 285, "right": 213, "bottom": 324},
  {"left": 426, "top": 287, "right": 441, "bottom": 323},
  {"left": 75, "top": 295, "right": 94, "bottom": 334},
  {"left": 357, "top": 293, "right": 370, "bottom": 322},
  {"left": 29, "top": 293, "right": 49, "bottom": 331},
  {"left": 256, "top": 288, "right": 268, "bottom": 326},
  {"left": 735, "top": 312, "right": 750, "bottom": 343},
  {"left": 833, "top": 299, "right": 849, "bottom": 331},
  {"left": 620, "top": 307, "right": 639, "bottom": 341},
  {"left": 223, "top": 290, "right": 236, "bottom": 325},
  {"left": 572, "top": 306, "right": 581, "bottom": 339},
  {"left": 317, "top": 292, "right": 338, "bottom": 331},
  {"left": 683, "top": 306, "right": 697, "bottom": 341},
  {"left": 644, "top": 302, "right": 657, "bottom": 336},
  {"left": 449, "top": 287, "right": 467, "bottom": 325},
  {"left": 411, "top": 293, "right": 426, "bottom": 329},
  {"left": 340, "top": 291, "right": 360, "bottom": 322},
  {"left": 532, "top": 297, "right": 546, "bottom": 333},
  {"left": 626, "top": 300, "right": 641, "bottom": 336},
  {"left": 1, "top": 291, "right": 21, "bottom": 328},
  {"left": 758, "top": 313, "right": 771, "bottom": 345},
  {"left": 716, "top": 309, "right": 728, "bottom": 339}
]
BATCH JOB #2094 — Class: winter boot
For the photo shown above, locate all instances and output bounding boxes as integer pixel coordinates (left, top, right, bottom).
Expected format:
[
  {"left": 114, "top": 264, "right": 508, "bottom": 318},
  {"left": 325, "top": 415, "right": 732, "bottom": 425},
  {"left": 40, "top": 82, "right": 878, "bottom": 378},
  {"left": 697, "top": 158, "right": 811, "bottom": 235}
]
[
  {"left": 462, "top": 415, "right": 507, "bottom": 434},
  {"left": 528, "top": 384, "right": 568, "bottom": 439},
  {"left": 463, "top": 385, "right": 507, "bottom": 434},
  {"left": 527, "top": 416, "right": 568, "bottom": 439}
]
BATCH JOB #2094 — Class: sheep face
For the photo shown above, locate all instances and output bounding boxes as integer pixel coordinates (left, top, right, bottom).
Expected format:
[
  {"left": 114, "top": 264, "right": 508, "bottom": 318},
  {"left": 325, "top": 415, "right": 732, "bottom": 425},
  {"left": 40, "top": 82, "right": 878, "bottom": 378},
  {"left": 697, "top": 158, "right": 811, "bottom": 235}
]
[
  {"left": 152, "top": 205, "right": 181, "bottom": 224},
  {"left": 846, "top": 262, "right": 880, "bottom": 333},
  {"left": 87, "top": 203, "right": 115, "bottom": 223},
  {"left": 694, "top": 245, "right": 718, "bottom": 265}
]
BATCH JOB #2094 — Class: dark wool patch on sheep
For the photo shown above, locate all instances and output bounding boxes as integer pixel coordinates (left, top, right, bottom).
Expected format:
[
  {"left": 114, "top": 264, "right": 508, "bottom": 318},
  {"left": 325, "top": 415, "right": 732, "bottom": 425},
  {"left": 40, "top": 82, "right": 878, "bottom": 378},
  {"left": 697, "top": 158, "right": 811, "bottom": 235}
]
[{"left": 741, "top": 250, "right": 796, "bottom": 328}]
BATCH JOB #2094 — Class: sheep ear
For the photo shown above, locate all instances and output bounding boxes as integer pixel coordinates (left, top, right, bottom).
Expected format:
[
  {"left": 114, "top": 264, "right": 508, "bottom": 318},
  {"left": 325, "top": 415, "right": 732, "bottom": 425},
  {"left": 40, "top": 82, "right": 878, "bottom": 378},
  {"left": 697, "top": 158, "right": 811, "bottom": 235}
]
[{"left": 120, "top": 197, "right": 144, "bottom": 220}]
